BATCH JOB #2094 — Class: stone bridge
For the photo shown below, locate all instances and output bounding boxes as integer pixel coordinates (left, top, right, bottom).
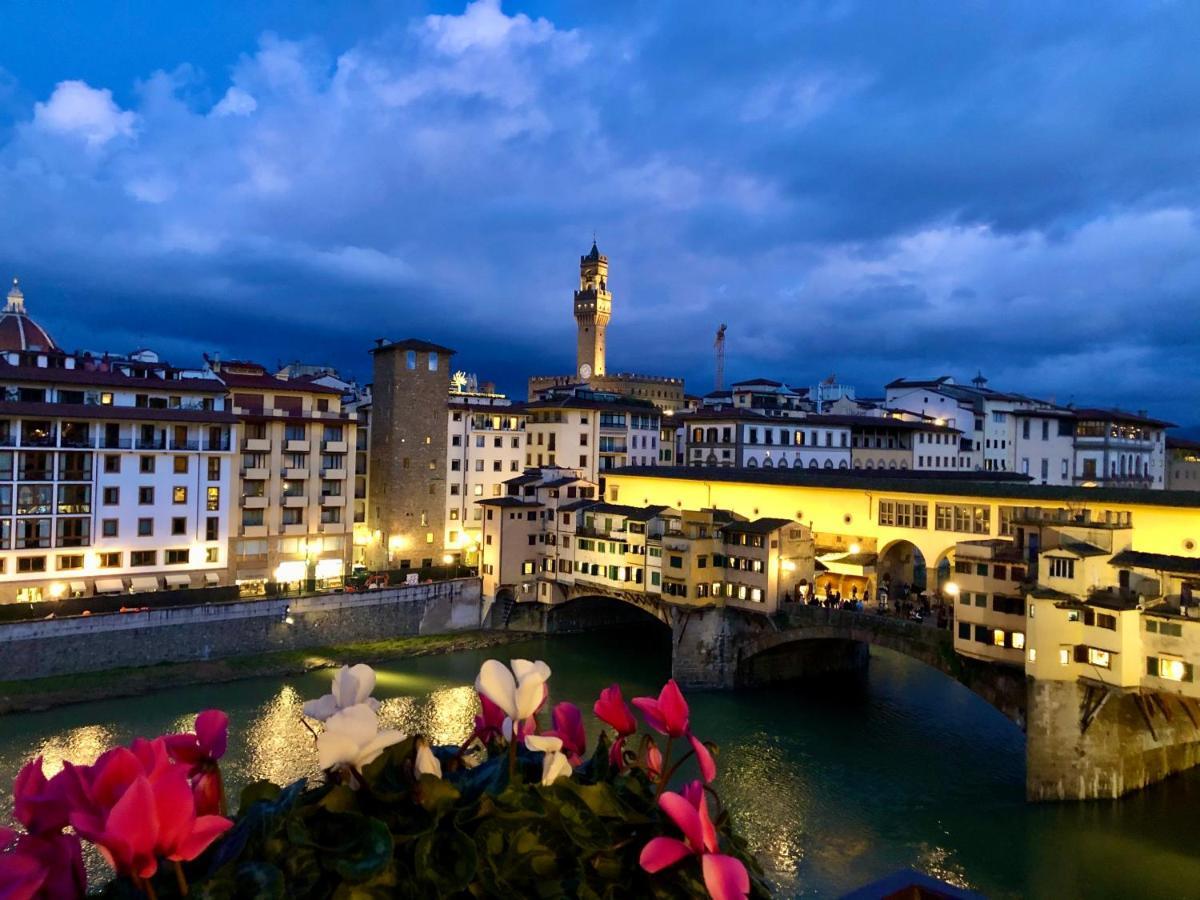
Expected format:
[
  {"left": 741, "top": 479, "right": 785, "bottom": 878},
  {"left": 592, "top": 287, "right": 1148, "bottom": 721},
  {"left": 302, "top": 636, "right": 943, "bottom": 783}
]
[
  {"left": 502, "top": 591, "right": 1200, "bottom": 801},
  {"left": 669, "top": 603, "right": 1028, "bottom": 728}
]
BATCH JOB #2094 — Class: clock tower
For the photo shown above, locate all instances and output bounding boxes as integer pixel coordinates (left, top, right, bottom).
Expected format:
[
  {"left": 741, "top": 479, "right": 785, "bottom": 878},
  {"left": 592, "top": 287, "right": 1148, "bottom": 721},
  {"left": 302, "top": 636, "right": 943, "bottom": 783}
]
[{"left": 573, "top": 240, "right": 610, "bottom": 380}]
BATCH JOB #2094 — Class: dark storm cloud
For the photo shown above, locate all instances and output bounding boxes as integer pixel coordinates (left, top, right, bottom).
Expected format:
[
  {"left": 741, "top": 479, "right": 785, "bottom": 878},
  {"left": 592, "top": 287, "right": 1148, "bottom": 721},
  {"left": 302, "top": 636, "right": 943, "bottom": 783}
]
[{"left": 0, "top": 0, "right": 1197, "bottom": 421}]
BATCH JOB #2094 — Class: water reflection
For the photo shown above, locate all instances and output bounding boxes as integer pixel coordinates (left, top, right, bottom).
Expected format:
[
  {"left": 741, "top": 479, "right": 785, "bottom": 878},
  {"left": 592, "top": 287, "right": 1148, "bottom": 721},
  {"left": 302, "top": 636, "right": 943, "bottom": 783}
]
[{"left": 1, "top": 631, "right": 1200, "bottom": 898}]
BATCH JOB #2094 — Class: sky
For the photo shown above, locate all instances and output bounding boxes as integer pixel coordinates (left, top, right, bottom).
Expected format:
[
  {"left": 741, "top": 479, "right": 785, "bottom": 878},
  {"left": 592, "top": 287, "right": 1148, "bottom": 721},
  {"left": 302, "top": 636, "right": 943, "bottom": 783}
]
[{"left": 0, "top": 1, "right": 1198, "bottom": 424}]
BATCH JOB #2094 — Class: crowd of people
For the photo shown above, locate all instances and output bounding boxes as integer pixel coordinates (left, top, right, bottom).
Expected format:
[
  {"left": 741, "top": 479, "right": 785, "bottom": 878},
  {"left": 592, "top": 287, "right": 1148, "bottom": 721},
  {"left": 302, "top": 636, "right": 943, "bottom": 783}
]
[{"left": 790, "top": 577, "right": 952, "bottom": 629}]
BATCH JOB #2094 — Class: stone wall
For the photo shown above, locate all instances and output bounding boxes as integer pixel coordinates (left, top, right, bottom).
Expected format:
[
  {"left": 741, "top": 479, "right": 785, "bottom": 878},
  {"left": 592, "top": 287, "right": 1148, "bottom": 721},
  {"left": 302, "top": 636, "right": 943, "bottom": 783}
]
[
  {"left": 1026, "top": 679, "right": 1200, "bottom": 801},
  {"left": 0, "top": 578, "right": 482, "bottom": 680}
]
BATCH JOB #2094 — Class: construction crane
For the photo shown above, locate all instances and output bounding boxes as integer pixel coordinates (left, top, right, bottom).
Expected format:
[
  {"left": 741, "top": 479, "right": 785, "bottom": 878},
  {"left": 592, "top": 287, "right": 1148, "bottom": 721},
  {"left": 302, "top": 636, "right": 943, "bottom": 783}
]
[{"left": 714, "top": 324, "right": 727, "bottom": 392}]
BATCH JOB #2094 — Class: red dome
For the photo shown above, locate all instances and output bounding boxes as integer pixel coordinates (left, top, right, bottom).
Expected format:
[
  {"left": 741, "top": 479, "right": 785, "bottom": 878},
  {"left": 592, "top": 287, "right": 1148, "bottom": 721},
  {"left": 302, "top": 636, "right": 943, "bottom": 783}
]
[{"left": 0, "top": 279, "right": 57, "bottom": 352}]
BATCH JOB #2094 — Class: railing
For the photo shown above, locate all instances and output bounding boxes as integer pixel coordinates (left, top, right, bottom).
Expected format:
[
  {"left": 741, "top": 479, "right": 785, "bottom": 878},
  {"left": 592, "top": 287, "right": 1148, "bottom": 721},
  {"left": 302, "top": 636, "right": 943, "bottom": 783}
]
[
  {"left": 170, "top": 440, "right": 200, "bottom": 451},
  {"left": 60, "top": 436, "right": 93, "bottom": 448},
  {"left": 136, "top": 438, "right": 167, "bottom": 450},
  {"left": 101, "top": 438, "right": 133, "bottom": 450},
  {"left": 21, "top": 433, "right": 57, "bottom": 447},
  {"left": 204, "top": 437, "right": 232, "bottom": 451}
]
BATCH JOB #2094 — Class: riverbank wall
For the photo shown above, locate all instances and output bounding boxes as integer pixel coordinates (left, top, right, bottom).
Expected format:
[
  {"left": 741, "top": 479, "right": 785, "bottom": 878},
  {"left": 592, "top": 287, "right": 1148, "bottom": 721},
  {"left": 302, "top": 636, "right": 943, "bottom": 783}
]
[{"left": 0, "top": 578, "right": 483, "bottom": 680}]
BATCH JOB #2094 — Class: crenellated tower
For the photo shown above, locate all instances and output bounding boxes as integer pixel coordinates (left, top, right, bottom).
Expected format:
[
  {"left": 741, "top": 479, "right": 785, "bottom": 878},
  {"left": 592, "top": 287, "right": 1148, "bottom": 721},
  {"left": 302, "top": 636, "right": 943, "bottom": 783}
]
[{"left": 573, "top": 241, "right": 611, "bottom": 380}]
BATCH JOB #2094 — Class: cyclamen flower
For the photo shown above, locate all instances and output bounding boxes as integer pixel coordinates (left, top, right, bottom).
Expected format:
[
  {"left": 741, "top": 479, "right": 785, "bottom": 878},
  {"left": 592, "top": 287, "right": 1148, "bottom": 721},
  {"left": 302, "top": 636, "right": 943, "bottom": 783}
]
[
  {"left": 164, "top": 710, "right": 228, "bottom": 816},
  {"left": 633, "top": 680, "right": 717, "bottom": 783},
  {"left": 475, "top": 659, "right": 551, "bottom": 740},
  {"left": 472, "top": 693, "right": 507, "bottom": 745},
  {"left": 303, "top": 664, "right": 381, "bottom": 721},
  {"left": 69, "top": 740, "right": 232, "bottom": 880},
  {"left": 639, "top": 781, "right": 749, "bottom": 900},
  {"left": 524, "top": 734, "right": 573, "bottom": 786},
  {"left": 594, "top": 684, "right": 637, "bottom": 768},
  {"left": 316, "top": 704, "right": 405, "bottom": 773},
  {"left": 414, "top": 739, "right": 443, "bottom": 779},
  {"left": 546, "top": 702, "right": 586, "bottom": 766},
  {"left": 0, "top": 829, "right": 86, "bottom": 899}
]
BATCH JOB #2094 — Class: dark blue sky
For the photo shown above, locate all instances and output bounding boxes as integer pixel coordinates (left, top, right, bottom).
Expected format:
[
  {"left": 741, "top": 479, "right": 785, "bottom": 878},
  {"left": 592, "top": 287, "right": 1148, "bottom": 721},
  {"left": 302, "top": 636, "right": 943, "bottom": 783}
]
[{"left": 1, "top": 1, "right": 1197, "bottom": 423}]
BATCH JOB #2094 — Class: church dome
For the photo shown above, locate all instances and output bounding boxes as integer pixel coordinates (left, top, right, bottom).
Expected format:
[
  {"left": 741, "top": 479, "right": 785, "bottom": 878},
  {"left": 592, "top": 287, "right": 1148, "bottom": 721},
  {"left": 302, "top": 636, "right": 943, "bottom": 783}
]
[{"left": 0, "top": 279, "right": 57, "bottom": 352}]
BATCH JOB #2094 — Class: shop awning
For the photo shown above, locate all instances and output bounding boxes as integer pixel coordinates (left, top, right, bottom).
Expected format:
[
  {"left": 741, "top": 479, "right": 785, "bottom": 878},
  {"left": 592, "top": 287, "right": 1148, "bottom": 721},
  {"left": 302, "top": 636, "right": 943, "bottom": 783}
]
[
  {"left": 129, "top": 576, "right": 160, "bottom": 593},
  {"left": 205, "top": 572, "right": 220, "bottom": 585},
  {"left": 68, "top": 581, "right": 87, "bottom": 595},
  {"left": 315, "top": 558, "right": 344, "bottom": 579},
  {"left": 94, "top": 578, "right": 125, "bottom": 594},
  {"left": 165, "top": 574, "right": 191, "bottom": 588},
  {"left": 817, "top": 552, "right": 878, "bottom": 577}
]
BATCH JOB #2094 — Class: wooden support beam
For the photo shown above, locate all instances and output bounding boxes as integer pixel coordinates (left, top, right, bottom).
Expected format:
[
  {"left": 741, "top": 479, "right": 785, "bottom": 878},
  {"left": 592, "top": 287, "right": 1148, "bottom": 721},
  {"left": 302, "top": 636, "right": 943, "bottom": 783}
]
[
  {"left": 1181, "top": 697, "right": 1199, "bottom": 730},
  {"left": 1133, "top": 695, "right": 1159, "bottom": 742},
  {"left": 1080, "top": 685, "right": 1112, "bottom": 735}
]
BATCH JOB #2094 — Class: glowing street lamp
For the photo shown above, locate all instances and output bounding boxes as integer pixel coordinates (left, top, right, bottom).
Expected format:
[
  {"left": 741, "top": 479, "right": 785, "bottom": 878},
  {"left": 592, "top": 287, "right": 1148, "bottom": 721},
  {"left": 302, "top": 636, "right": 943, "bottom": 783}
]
[{"left": 944, "top": 581, "right": 960, "bottom": 597}]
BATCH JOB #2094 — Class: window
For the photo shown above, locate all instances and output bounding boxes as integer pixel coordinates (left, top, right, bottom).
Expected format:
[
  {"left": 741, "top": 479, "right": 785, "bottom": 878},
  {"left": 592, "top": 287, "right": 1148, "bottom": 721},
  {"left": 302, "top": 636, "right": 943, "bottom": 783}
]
[
  {"left": 205, "top": 547, "right": 219, "bottom": 563},
  {"left": 103, "top": 486, "right": 119, "bottom": 505},
  {"left": 140, "top": 456, "right": 155, "bottom": 474},
  {"left": 102, "top": 519, "right": 119, "bottom": 538},
  {"left": 137, "top": 518, "right": 154, "bottom": 536},
  {"left": 173, "top": 456, "right": 188, "bottom": 474},
  {"left": 934, "top": 503, "right": 990, "bottom": 534},
  {"left": 206, "top": 517, "right": 219, "bottom": 541},
  {"left": 57, "top": 554, "right": 84, "bottom": 570},
  {"left": 171, "top": 516, "right": 187, "bottom": 536},
  {"left": 208, "top": 458, "right": 221, "bottom": 481},
  {"left": 166, "top": 549, "right": 189, "bottom": 565},
  {"left": 100, "top": 551, "right": 121, "bottom": 568},
  {"left": 138, "top": 486, "right": 154, "bottom": 505},
  {"left": 1047, "top": 557, "right": 1075, "bottom": 579},
  {"left": 405, "top": 350, "right": 416, "bottom": 369},
  {"left": 173, "top": 486, "right": 187, "bottom": 504},
  {"left": 104, "top": 455, "right": 120, "bottom": 473},
  {"left": 17, "top": 556, "right": 46, "bottom": 573},
  {"left": 206, "top": 487, "right": 220, "bottom": 511},
  {"left": 877, "top": 499, "right": 928, "bottom": 529},
  {"left": 130, "top": 550, "right": 156, "bottom": 567},
  {"left": 1087, "top": 647, "right": 1111, "bottom": 669}
]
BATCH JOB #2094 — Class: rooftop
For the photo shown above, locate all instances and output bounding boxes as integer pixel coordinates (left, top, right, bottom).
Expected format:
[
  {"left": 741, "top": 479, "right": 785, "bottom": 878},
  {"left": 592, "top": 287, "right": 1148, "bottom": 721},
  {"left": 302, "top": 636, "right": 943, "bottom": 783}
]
[
  {"left": 371, "top": 337, "right": 456, "bottom": 355},
  {"left": 1108, "top": 549, "right": 1200, "bottom": 576},
  {"left": 607, "top": 465, "right": 1200, "bottom": 508}
]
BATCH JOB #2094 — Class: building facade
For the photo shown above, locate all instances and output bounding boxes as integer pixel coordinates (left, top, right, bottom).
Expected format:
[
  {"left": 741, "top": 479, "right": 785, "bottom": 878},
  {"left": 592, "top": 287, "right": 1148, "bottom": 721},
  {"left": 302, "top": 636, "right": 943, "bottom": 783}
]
[
  {"left": 1166, "top": 437, "right": 1200, "bottom": 492},
  {"left": 214, "top": 360, "right": 356, "bottom": 590},
  {"left": 366, "top": 338, "right": 455, "bottom": 570}
]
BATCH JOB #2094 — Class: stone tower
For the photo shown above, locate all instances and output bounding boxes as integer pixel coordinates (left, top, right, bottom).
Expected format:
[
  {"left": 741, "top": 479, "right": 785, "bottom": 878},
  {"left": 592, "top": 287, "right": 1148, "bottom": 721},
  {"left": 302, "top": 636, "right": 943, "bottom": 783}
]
[
  {"left": 367, "top": 338, "right": 454, "bottom": 570},
  {"left": 573, "top": 241, "right": 611, "bottom": 381}
]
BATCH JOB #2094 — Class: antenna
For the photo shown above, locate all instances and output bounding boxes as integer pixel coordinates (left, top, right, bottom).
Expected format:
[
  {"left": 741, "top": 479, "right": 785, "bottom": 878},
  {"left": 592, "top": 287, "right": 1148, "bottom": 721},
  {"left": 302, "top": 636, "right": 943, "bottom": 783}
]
[{"left": 714, "top": 324, "right": 727, "bottom": 392}]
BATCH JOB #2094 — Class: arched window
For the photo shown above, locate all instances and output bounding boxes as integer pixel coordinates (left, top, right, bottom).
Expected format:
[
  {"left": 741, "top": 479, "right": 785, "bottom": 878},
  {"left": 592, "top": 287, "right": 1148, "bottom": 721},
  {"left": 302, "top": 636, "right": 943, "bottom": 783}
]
[
  {"left": 706, "top": 428, "right": 718, "bottom": 443},
  {"left": 691, "top": 428, "right": 703, "bottom": 443},
  {"left": 777, "top": 458, "right": 788, "bottom": 469},
  {"left": 838, "top": 460, "right": 848, "bottom": 469},
  {"left": 763, "top": 458, "right": 774, "bottom": 468},
  {"left": 747, "top": 457, "right": 759, "bottom": 468},
  {"left": 888, "top": 460, "right": 898, "bottom": 469},
  {"left": 823, "top": 459, "right": 834, "bottom": 469},
  {"left": 866, "top": 459, "right": 875, "bottom": 469},
  {"left": 853, "top": 459, "right": 863, "bottom": 468},
  {"left": 808, "top": 459, "right": 819, "bottom": 470}
]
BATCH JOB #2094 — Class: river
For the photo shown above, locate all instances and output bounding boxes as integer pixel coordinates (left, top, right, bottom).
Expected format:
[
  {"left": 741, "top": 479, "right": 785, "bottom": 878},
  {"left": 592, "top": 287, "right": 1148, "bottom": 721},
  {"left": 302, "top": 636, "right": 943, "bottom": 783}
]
[{"left": 2, "top": 627, "right": 1199, "bottom": 897}]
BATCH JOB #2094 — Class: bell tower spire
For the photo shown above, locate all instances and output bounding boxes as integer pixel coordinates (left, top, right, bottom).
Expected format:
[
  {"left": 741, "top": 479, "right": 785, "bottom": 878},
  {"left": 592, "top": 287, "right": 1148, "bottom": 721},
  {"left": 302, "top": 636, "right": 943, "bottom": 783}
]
[{"left": 573, "top": 240, "right": 610, "bottom": 380}]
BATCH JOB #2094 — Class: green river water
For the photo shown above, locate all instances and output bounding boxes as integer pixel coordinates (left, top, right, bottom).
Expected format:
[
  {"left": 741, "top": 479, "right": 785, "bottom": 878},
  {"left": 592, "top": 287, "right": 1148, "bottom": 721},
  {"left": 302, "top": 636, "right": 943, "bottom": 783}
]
[{"left": 2, "top": 627, "right": 1199, "bottom": 897}]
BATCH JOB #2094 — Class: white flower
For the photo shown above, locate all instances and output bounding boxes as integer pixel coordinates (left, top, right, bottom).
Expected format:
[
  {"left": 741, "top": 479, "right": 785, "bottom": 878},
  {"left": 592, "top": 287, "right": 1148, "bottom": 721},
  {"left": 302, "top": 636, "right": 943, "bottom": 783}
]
[
  {"left": 304, "top": 664, "right": 381, "bottom": 721},
  {"left": 475, "top": 659, "right": 551, "bottom": 724},
  {"left": 415, "top": 738, "right": 443, "bottom": 779},
  {"left": 316, "top": 703, "right": 404, "bottom": 771},
  {"left": 525, "top": 734, "right": 572, "bottom": 786}
]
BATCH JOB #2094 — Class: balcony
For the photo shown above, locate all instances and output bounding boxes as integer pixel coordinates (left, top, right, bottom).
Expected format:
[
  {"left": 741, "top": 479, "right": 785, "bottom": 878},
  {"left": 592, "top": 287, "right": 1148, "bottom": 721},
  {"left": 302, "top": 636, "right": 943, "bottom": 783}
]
[
  {"left": 322, "top": 440, "right": 348, "bottom": 453},
  {"left": 285, "top": 439, "right": 310, "bottom": 453},
  {"left": 241, "top": 467, "right": 269, "bottom": 480},
  {"left": 204, "top": 437, "right": 232, "bottom": 452},
  {"left": 244, "top": 438, "right": 271, "bottom": 452},
  {"left": 282, "top": 467, "right": 309, "bottom": 480},
  {"left": 319, "top": 521, "right": 345, "bottom": 533},
  {"left": 321, "top": 468, "right": 347, "bottom": 479},
  {"left": 170, "top": 440, "right": 200, "bottom": 451},
  {"left": 321, "top": 494, "right": 346, "bottom": 507},
  {"left": 282, "top": 494, "right": 307, "bottom": 508},
  {"left": 21, "top": 432, "right": 57, "bottom": 448},
  {"left": 241, "top": 495, "right": 268, "bottom": 509},
  {"left": 282, "top": 523, "right": 307, "bottom": 535},
  {"left": 241, "top": 525, "right": 268, "bottom": 538},
  {"left": 101, "top": 437, "right": 133, "bottom": 450},
  {"left": 60, "top": 435, "right": 94, "bottom": 449},
  {"left": 136, "top": 437, "right": 167, "bottom": 450}
]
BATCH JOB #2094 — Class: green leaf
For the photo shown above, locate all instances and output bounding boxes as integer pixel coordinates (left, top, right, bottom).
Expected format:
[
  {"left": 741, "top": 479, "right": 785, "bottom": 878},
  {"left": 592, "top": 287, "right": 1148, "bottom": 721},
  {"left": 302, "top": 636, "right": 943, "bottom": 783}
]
[
  {"left": 319, "top": 784, "right": 359, "bottom": 814},
  {"left": 328, "top": 816, "right": 395, "bottom": 883},
  {"left": 235, "top": 861, "right": 285, "bottom": 899},
  {"left": 415, "top": 773, "right": 461, "bottom": 815},
  {"left": 542, "top": 782, "right": 611, "bottom": 851},
  {"left": 359, "top": 736, "right": 416, "bottom": 803},
  {"left": 237, "top": 780, "right": 283, "bottom": 814},
  {"left": 415, "top": 824, "right": 478, "bottom": 893}
]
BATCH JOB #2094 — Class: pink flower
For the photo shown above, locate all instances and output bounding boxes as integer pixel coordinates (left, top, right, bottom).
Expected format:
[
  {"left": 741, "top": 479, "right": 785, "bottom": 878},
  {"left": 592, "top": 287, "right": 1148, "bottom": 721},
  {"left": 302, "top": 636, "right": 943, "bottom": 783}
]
[
  {"left": 639, "top": 781, "right": 749, "bottom": 900},
  {"left": 646, "top": 742, "right": 664, "bottom": 781},
  {"left": 12, "top": 759, "right": 74, "bottom": 836},
  {"left": 594, "top": 684, "right": 638, "bottom": 768},
  {"left": 69, "top": 739, "right": 232, "bottom": 879},
  {"left": 633, "top": 681, "right": 718, "bottom": 783},
  {"left": 165, "top": 710, "right": 229, "bottom": 816},
  {"left": 472, "top": 693, "right": 508, "bottom": 744},
  {"left": 0, "top": 830, "right": 86, "bottom": 900},
  {"left": 546, "top": 702, "right": 586, "bottom": 765}
]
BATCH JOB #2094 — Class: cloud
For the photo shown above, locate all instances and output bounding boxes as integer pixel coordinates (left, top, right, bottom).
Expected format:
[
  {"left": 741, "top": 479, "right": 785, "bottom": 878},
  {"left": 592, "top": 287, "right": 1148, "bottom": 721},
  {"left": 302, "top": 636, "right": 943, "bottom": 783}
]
[
  {"left": 32, "top": 80, "right": 136, "bottom": 146},
  {"left": 0, "top": 1, "right": 1198, "bottom": 423}
]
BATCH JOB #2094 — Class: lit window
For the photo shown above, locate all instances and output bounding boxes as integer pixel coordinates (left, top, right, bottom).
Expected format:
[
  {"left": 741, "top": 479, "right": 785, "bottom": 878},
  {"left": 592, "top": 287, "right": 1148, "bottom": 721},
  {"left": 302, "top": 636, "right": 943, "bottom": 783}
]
[
  {"left": 100, "top": 392, "right": 113, "bottom": 405},
  {"left": 206, "top": 487, "right": 220, "bottom": 511},
  {"left": 1028, "top": 648, "right": 1037, "bottom": 663},
  {"left": 426, "top": 532, "right": 434, "bottom": 544},
  {"left": 1012, "top": 632, "right": 1025, "bottom": 650},
  {"left": 1088, "top": 648, "right": 1111, "bottom": 669},
  {"left": 1059, "top": 648, "right": 1070, "bottom": 666},
  {"left": 993, "top": 629, "right": 1006, "bottom": 647},
  {"left": 1158, "top": 658, "right": 1187, "bottom": 682}
]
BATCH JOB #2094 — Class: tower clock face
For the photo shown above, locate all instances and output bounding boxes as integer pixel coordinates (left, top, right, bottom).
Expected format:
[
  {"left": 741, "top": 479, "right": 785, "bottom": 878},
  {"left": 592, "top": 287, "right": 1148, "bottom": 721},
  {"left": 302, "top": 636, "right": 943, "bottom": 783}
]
[{"left": 579, "top": 363, "right": 592, "bottom": 379}]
